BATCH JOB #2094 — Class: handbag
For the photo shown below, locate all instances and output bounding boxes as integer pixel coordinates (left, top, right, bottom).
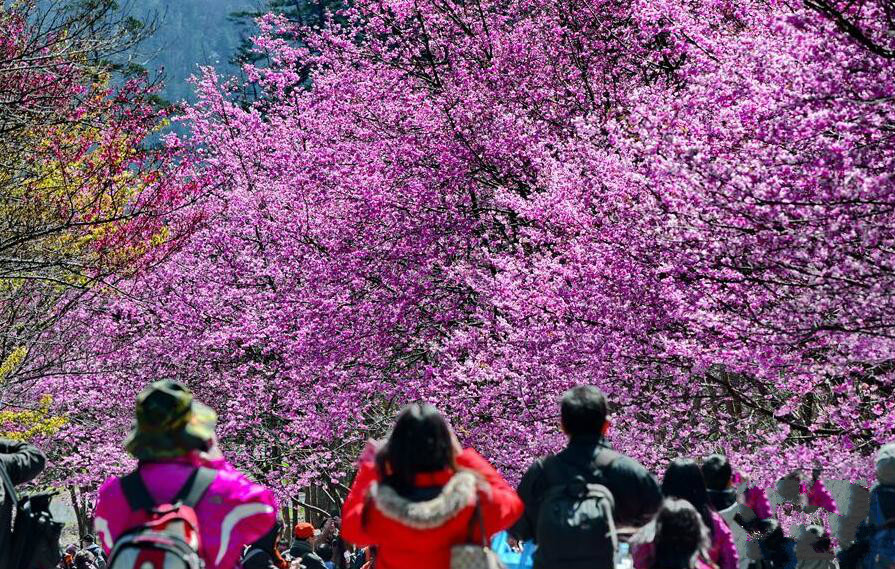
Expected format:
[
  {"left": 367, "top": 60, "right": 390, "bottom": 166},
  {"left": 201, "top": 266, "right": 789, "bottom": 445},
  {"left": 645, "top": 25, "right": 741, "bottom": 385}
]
[
  {"left": 451, "top": 499, "right": 506, "bottom": 569},
  {"left": 0, "top": 464, "right": 63, "bottom": 569}
]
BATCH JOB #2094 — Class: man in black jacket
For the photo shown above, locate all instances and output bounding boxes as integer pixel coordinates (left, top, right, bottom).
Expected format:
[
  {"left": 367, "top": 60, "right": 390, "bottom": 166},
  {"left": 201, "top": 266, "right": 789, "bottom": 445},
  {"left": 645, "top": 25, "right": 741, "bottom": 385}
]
[
  {"left": 0, "top": 437, "right": 47, "bottom": 567},
  {"left": 511, "top": 385, "right": 662, "bottom": 569}
]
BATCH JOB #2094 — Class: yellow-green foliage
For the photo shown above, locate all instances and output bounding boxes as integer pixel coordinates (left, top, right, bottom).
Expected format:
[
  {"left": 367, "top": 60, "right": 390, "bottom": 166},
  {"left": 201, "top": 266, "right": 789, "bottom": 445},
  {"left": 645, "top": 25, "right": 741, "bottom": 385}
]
[
  {"left": 1, "top": 81, "right": 171, "bottom": 290},
  {"left": 0, "top": 395, "right": 68, "bottom": 441},
  {"left": 0, "top": 347, "right": 27, "bottom": 383},
  {"left": 0, "top": 350, "right": 67, "bottom": 441}
]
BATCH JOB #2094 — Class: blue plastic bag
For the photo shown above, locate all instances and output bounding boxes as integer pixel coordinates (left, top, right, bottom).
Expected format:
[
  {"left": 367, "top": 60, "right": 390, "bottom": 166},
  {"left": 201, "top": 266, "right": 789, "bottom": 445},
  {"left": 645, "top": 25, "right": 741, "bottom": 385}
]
[{"left": 491, "top": 531, "right": 536, "bottom": 569}]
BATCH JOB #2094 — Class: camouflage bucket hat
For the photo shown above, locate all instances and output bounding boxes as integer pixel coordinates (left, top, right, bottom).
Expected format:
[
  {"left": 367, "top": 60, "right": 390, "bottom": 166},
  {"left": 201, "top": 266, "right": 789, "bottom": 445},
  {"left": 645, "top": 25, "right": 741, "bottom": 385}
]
[{"left": 124, "top": 379, "right": 217, "bottom": 461}]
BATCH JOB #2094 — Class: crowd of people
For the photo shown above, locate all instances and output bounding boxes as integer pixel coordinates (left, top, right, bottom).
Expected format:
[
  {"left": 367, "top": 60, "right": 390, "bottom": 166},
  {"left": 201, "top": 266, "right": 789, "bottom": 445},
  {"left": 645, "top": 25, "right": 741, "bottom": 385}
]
[
  {"left": 1, "top": 380, "right": 893, "bottom": 569},
  {"left": 59, "top": 535, "right": 107, "bottom": 569}
]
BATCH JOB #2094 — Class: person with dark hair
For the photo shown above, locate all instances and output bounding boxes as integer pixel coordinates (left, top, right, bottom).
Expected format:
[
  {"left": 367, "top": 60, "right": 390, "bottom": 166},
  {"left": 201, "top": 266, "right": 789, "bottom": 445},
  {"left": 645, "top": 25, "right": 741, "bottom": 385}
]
[
  {"left": 703, "top": 455, "right": 736, "bottom": 513},
  {"left": 654, "top": 499, "right": 713, "bottom": 569},
  {"left": 511, "top": 385, "right": 662, "bottom": 569},
  {"left": 631, "top": 498, "right": 714, "bottom": 569},
  {"left": 242, "top": 521, "right": 290, "bottom": 569},
  {"left": 703, "top": 455, "right": 760, "bottom": 569},
  {"left": 59, "top": 544, "right": 78, "bottom": 569},
  {"left": 341, "top": 402, "right": 523, "bottom": 569},
  {"left": 559, "top": 385, "right": 610, "bottom": 436},
  {"left": 80, "top": 534, "right": 106, "bottom": 569},
  {"left": 73, "top": 550, "right": 98, "bottom": 569},
  {"left": 315, "top": 541, "right": 334, "bottom": 569},
  {"left": 662, "top": 459, "right": 738, "bottom": 569},
  {"left": 329, "top": 536, "right": 351, "bottom": 569}
]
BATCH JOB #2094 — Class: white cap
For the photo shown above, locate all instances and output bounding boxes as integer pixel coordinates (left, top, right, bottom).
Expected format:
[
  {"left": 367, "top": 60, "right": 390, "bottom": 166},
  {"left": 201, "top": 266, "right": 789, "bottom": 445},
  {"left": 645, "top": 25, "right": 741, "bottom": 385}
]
[{"left": 876, "top": 443, "right": 895, "bottom": 485}]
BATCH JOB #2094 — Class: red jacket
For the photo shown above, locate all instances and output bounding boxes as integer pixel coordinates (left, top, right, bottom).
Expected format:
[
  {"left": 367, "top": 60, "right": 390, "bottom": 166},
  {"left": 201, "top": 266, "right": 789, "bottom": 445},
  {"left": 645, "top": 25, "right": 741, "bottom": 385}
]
[{"left": 341, "top": 448, "right": 523, "bottom": 569}]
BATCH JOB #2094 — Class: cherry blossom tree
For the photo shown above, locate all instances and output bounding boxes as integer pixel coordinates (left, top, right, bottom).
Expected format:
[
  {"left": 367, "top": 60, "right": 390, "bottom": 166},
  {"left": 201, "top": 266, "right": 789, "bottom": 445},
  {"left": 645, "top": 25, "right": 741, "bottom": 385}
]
[
  {"left": 42, "top": 0, "right": 895, "bottom": 499},
  {"left": 0, "top": 0, "right": 198, "bottom": 487}
]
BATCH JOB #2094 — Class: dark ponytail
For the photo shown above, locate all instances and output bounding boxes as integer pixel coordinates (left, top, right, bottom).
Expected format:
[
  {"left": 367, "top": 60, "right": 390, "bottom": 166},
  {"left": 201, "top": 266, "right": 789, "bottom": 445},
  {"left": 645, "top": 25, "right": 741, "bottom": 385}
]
[{"left": 662, "top": 458, "right": 716, "bottom": 539}]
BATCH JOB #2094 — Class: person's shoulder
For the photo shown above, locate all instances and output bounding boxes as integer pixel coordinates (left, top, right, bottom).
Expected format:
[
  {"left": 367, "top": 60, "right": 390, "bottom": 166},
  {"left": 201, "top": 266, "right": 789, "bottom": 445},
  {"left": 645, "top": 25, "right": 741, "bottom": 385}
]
[
  {"left": 96, "top": 474, "right": 125, "bottom": 504},
  {"left": 455, "top": 448, "right": 494, "bottom": 471},
  {"left": 603, "top": 452, "right": 660, "bottom": 492},
  {"left": 521, "top": 454, "right": 550, "bottom": 480},
  {"left": 606, "top": 452, "right": 650, "bottom": 475},
  {"left": 710, "top": 510, "right": 733, "bottom": 532},
  {"left": 204, "top": 460, "right": 277, "bottom": 508}
]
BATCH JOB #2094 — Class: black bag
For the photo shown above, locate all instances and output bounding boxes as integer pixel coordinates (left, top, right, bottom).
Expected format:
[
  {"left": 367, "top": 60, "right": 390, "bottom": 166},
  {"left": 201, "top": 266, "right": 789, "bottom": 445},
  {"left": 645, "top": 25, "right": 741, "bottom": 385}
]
[
  {"left": 0, "top": 464, "right": 63, "bottom": 569},
  {"left": 534, "top": 448, "right": 620, "bottom": 569}
]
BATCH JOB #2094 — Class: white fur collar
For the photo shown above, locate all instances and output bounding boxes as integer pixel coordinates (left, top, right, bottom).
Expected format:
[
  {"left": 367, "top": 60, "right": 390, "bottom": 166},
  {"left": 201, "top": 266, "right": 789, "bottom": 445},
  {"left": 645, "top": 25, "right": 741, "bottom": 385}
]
[{"left": 371, "top": 470, "right": 478, "bottom": 529}]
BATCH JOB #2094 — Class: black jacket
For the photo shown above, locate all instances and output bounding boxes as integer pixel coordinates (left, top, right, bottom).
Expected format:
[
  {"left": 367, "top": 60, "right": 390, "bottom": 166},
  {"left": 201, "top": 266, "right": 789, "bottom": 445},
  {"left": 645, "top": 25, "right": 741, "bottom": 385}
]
[
  {"left": 511, "top": 434, "right": 662, "bottom": 543},
  {"left": 0, "top": 438, "right": 47, "bottom": 567},
  {"left": 243, "top": 521, "right": 281, "bottom": 569},
  {"left": 243, "top": 547, "right": 277, "bottom": 569},
  {"left": 708, "top": 488, "right": 738, "bottom": 512},
  {"left": 289, "top": 539, "right": 327, "bottom": 569}
]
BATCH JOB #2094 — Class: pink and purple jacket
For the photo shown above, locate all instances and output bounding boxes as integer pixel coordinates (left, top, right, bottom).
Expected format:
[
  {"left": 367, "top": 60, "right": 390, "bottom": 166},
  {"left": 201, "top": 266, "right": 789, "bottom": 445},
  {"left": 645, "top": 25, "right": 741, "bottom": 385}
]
[
  {"left": 744, "top": 486, "right": 772, "bottom": 519},
  {"left": 94, "top": 454, "right": 277, "bottom": 569},
  {"left": 708, "top": 511, "right": 739, "bottom": 569},
  {"left": 804, "top": 480, "right": 838, "bottom": 514},
  {"left": 744, "top": 481, "right": 837, "bottom": 518}
]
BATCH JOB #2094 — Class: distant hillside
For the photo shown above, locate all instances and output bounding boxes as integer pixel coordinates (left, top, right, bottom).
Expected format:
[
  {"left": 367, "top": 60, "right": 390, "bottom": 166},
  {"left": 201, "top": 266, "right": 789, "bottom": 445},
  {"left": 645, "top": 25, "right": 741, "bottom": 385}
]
[{"left": 133, "top": 0, "right": 261, "bottom": 104}]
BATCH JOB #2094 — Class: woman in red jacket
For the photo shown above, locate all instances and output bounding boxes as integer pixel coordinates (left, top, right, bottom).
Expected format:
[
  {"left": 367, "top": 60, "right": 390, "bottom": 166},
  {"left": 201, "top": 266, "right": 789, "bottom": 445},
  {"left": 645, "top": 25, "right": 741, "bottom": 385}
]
[{"left": 341, "top": 403, "right": 523, "bottom": 569}]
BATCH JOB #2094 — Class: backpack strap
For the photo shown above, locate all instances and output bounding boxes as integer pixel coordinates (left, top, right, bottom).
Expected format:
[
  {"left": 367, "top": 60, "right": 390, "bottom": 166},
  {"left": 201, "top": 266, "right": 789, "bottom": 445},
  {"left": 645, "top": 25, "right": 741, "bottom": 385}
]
[
  {"left": 464, "top": 494, "right": 489, "bottom": 548},
  {"left": 120, "top": 470, "right": 155, "bottom": 512},
  {"left": 0, "top": 463, "right": 19, "bottom": 509},
  {"left": 175, "top": 467, "right": 216, "bottom": 507},
  {"left": 121, "top": 467, "right": 216, "bottom": 513}
]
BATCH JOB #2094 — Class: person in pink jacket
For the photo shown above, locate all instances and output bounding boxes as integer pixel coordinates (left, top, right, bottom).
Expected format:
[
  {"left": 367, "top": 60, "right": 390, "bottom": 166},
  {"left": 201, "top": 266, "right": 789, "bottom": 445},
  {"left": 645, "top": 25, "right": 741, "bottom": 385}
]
[
  {"left": 94, "top": 380, "right": 278, "bottom": 569},
  {"left": 803, "top": 473, "right": 838, "bottom": 515},
  {"left": 743, "top": 485, "right": 773, "bottom": 520}
]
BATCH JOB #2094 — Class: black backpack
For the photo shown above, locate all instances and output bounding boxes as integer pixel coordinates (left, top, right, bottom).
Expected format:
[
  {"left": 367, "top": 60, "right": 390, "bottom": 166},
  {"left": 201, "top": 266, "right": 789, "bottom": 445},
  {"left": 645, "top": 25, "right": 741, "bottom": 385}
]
[
  {"left": 0, "top": 464, "right": 63, "bottom": 569},
  {"left": 534, "top": 448, "right": 621, "bottom": 569}
]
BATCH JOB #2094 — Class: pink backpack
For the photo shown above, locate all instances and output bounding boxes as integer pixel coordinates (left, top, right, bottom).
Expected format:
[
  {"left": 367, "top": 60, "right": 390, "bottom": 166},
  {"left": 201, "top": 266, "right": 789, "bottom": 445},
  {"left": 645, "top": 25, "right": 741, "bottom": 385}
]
[{"left": 107, "top": 467, "right": 216, "bottom": 569}]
